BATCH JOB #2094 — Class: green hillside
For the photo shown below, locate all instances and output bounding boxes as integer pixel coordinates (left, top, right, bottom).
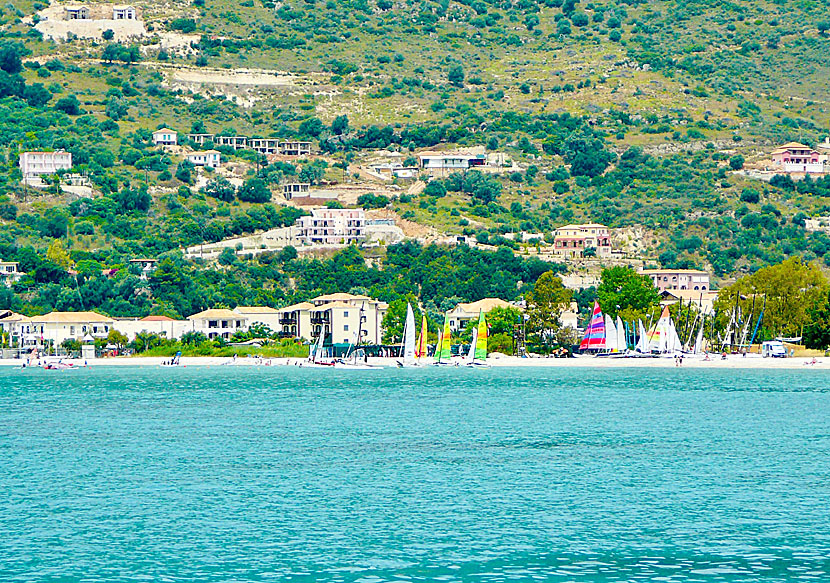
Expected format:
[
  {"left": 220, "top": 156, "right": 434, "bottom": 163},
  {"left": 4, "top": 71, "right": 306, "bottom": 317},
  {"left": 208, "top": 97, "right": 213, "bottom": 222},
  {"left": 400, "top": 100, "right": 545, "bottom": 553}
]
[{"left": 0, "top": 0, "right": 830, "bottom": 320}]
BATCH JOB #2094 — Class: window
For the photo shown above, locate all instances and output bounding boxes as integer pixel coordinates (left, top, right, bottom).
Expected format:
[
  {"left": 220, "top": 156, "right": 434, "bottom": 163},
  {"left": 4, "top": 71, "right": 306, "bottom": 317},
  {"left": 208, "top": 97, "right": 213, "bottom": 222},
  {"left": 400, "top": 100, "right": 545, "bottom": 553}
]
[
  {"left": 208, "top": 320, "right": 218, "bottom": 328},
  {"left": 70, "top": 326, "right": 75, "bottom": 335},
  {"left": 343, "top": 311, "right": 349, "bottom": 318},
  {"left": 344, "top": 325, "right": 349, "bottom": 331}
]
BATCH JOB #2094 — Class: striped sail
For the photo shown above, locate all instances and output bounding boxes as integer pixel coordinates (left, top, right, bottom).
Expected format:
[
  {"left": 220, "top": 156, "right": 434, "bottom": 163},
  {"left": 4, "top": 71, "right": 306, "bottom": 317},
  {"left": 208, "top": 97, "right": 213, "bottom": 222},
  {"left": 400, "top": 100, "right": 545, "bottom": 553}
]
[
  {"left": 435, "top": 318, "right": 452, "bottom": 362},
  {"left": 579, "top": 301, "right": 606, "bottom": 350}
]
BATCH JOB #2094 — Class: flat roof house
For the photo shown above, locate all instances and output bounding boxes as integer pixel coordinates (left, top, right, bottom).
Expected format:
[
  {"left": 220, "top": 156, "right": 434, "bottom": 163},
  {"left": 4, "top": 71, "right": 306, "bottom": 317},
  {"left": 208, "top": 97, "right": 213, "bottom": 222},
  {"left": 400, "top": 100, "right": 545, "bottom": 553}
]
[
  {"left": 186, "top": 150, "right": 221, "bottom": 169},
  {"left": 19, "top": 151, "right": 72, "bottom": 179},
  {"left": 294, "top": 208, "right": 365, "bottom": 246}
]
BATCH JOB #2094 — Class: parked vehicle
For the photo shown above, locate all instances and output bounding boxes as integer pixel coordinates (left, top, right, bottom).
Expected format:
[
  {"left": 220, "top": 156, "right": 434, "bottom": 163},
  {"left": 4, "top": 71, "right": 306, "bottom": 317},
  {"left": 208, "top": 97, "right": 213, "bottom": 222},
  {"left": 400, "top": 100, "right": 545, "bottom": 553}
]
[{"left": 761, "top": 340, "right": 787, "bottom": 358}]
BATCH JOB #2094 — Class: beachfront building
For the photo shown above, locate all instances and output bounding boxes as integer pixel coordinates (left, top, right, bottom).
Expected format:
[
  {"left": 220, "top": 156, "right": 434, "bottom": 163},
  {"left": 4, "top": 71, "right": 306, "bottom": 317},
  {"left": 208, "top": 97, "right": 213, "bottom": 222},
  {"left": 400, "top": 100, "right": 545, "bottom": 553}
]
[
  {"left": 28, "top": 311, "right": 114, "bottom": 347},
  {"left": 552, "top": 223, "right": 613, "bottom": 258},
  {"left": 186, "top": 150, "right": 221, "bottom": 169},
  {"left": 294, "top": 208, "right": 365, "bottom": 246},
  {"left": 112, "top": 315, "right": 190, "bottom": 341},
  {"left": 152, "top": 128, "right": 177, "bottom": 146},
  {"left": 642, "top": 269, "right": 710, "bottom": 292},
  {"left": 275, "top": 302, "right": 314, "bottom": 339},
  {"left": 446, "top": 298, "right": 516, "bottom": 332},
  {"left": 0, "top": 311, "right": 31, "bottom": 348},
  {"left": 275, "top": 293, "right": 387, "bottom": 344},
  {"left": 19, "top": 151, "right": 72, "bottom": 181},
  {"left": 0, "top": 261, "right": 24, "bottom": 287},
  {"left": 232, "top": 306, "right": 281, "bottom": 333},
  {"left": 770, "top": 142, "right": 827, "bottom": 175},
  {"left": 659, "top": 289, "right": 719, "bottom": 315},
  {"left": 187, "top": 309, "right": 247, "bottom": 340}
]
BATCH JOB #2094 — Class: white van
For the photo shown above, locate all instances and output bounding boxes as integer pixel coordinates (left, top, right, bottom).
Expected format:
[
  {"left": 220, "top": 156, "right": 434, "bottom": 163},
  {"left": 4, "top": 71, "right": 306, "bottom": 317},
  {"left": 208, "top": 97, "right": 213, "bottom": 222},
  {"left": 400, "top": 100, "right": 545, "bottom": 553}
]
[{"left": 761, "top": 340, "right": 787, "bottom": 358}]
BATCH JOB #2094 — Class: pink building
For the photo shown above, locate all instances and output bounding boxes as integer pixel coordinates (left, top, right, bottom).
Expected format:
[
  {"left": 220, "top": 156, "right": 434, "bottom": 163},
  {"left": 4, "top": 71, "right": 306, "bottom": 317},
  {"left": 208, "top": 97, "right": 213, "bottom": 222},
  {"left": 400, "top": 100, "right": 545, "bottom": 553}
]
[
  {"left": 553, "top": 223, "right": 612, "bottom": 258},
  {"left": 771, "top": 142, "right": 826, "bottom": 174},
  {"left": 641, "top": 269, "right": 710, "bottom": 292}
]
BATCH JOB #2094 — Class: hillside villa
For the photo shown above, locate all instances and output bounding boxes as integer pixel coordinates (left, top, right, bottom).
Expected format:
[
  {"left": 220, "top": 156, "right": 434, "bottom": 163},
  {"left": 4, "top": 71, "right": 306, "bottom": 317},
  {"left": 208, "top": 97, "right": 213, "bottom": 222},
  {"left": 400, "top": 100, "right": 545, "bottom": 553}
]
[
  {"left": 19, "top": 151, "right": 72, "bottom": 183},
  {"left": 0, "top": 261, "right": 24, "bottom": 286},
  {"left": 294, "top": 208, "right": 366, "bottom": 246},
  {"left": 152, "top": 128, "right": 177, "bottom": 146},
  {"left": 641, "top": 269, "right": 710, "bottom": 292},
  {"left": 186, "top": 150, "right": 221, "bottom": 169},
  {"left": 770, "top": 142, "right": 828, "bottom": 175},
  {"left": 552, "top": 224, "right": 613, "bottom": 258}
]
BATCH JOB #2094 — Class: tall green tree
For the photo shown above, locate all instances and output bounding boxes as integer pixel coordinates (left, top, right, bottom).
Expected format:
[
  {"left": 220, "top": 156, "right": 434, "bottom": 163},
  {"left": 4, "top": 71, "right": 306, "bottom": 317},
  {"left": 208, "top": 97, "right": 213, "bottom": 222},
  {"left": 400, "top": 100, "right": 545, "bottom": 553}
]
[
  {"left": 596, "top": 266, "right": 660, "bottom": 319},
  {"left": 525, "top": 271, "right": 573, "bottom": 348}
]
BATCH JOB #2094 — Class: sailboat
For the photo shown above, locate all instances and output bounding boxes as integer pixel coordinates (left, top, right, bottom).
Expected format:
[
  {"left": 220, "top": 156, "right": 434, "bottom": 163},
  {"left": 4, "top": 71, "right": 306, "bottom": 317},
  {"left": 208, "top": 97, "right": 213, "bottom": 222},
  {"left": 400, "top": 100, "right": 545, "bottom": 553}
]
[
  {"left": 466, "top": 310, "right": 489, "bottom": 367},
  {"left": 396, "top": 303, "right": 419, "bottom": 368},
  {"left": 646, "top": 306, "right": 682, "bottom": 356},
  {"left": 433, "top": 318, "right": 453, "bottom": 366},
  {"left": 579, "top": 301, "right": 607, "bottom": 352},
  {"left": 308, "top": 328, "right": 334, "bottom": 366},
  {"left": 416, "top": 313, "right": 428, "bottom": 360},
  {"left": 335, "top": 306, "right": 382, "bottom": 369}
]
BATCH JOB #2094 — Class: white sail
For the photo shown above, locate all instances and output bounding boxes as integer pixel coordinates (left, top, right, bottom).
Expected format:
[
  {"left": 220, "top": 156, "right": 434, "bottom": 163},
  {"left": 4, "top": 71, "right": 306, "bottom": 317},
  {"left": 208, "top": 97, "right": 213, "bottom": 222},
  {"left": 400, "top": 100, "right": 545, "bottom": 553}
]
[
  {"left": 616, "top": 316, "right": 626, "bottom": 352},
  {"left": 669, "top": 318, "right": 682, "bottom": 353},
  {"left": 604, "top": 315, "right": 619, "bottom": 352},
  {"left": 311, "top": 328, "right": 325, "bottom": 363},
  {"left": 403, "top": 303, "right": 416, "bottom": 365},
  {"left": 693, "top": 324, "right": 704, "bottom": 354},
  {"left": 636, "top": 320, "right": 649, "bottom": 353},
  {"left": 466, "top": 326, "right": 478, "bottom": 365}
]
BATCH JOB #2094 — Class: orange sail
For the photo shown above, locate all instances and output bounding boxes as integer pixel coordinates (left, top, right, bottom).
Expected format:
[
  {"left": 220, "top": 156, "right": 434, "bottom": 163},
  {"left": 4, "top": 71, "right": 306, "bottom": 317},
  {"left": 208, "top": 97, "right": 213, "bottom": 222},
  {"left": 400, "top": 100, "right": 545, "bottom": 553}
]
[{"left": 416, "top": 314, "right": 428, "bottom": 358}]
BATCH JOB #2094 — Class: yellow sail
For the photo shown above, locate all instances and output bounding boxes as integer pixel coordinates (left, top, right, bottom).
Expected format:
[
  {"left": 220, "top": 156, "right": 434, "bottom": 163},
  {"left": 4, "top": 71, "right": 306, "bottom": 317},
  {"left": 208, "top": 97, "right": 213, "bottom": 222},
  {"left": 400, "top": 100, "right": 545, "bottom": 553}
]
[
  {"left": 475, "top": 310, "right": 487, "bottom": 361},
  {"left": 416, "top": 314, "right": 428, "bottom": 358}
]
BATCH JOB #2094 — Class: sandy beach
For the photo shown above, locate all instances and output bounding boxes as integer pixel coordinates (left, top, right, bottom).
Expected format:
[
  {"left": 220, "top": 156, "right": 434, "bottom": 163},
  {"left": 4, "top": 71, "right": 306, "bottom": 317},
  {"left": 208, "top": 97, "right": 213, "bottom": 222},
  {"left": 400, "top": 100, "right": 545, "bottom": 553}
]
[{"left": 1, "top": 354, "right": 826, "bottom": 370}]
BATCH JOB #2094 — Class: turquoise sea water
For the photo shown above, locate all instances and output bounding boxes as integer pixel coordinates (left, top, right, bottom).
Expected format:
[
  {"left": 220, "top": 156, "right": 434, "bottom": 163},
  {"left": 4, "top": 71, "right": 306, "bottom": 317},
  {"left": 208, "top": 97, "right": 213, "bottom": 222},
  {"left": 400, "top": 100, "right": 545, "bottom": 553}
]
[{"left": 2, "top": 365, "right": 830, "bottom": 582}]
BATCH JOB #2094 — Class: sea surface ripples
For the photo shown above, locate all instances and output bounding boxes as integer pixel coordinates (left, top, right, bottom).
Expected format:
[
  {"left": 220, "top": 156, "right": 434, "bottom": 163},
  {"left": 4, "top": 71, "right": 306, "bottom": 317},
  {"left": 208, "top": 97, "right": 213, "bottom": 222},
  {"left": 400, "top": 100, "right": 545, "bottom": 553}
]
[{"left": 1, "top": 366, "right": 829, "bottom": 582}]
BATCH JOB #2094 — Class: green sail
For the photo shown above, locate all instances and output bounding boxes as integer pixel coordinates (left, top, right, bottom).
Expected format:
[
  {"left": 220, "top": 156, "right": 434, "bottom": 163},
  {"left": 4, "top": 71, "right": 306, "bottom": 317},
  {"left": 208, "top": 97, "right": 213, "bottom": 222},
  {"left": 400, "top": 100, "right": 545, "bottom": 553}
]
[
  {"left": 436, "top": 318, "right": 452, "bottom": 362},
  {"left": 475, "top": 310, "right": 487, "bottom": 361}
]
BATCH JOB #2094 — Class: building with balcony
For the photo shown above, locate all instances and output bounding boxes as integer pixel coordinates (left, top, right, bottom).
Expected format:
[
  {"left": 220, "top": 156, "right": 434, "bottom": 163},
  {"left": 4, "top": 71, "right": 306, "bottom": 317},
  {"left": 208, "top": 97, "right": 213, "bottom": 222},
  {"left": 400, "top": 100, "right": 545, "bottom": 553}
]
[
  {"left": 641, "top": 269, "right": 711, "bottom": 292},
  {"left": 294, "top": 208, "right": 365, "bottom": 246},
  {"left": 19, "top": 151, "right": 72, "bottom": 181},
  {"left": 275, "top": 293, "right": 387, "bottom": 344},
  {"left": 232, "top": 306, "right": 281, "bottom": 333},
  {"left": 770, "top": 142, "right": 827, "bottom": 175},
  {"left": 417, "top": 150, "right": 487, "bottom": 174},
  {"left": 249, "top": 139, "right": 281, "bottom": 155},
  {"left": 275, "top": 302, "right": 314, "bottom": 339},
  {"left": 552, "top": 223, "right": 612, "bottom": 258},
  {"left": 187, "top": 309, "right": 247, "bottom": 340},
  {"left": 27, "top": 311, "right": 114, "bottom": 347},
  {"left": 214, "top": 136, "right": 248, "bottom": 150}
]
